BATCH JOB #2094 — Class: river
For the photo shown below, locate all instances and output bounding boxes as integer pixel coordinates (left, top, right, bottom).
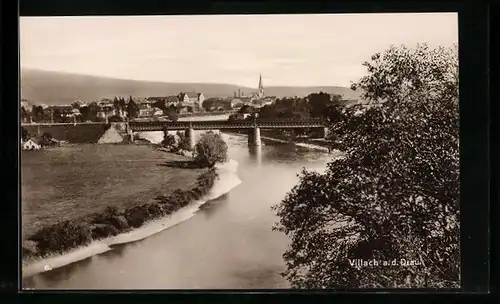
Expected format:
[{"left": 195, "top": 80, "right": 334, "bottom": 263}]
[{"left": 23, "top": 132, "right": 336, "bottom": 290}]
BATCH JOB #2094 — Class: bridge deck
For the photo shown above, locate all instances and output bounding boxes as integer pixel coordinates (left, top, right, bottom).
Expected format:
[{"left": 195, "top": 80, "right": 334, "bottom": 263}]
[{"left": 128, "top": 120, "right": 326, "bottom": 131}]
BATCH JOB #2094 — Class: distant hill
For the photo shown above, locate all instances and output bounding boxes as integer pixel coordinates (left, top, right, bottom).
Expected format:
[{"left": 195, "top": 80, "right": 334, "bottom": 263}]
[{"left": 21, "top": 68, "right": 360, "bottom": 106}]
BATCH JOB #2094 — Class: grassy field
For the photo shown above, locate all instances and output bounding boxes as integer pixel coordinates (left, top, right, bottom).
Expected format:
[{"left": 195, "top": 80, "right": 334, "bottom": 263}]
[
  {"left": 23, "top": 124, "right": 109, "bottom": 143},
  {"left": 21, "top": 144, "right": 204, "bottom": 238}
]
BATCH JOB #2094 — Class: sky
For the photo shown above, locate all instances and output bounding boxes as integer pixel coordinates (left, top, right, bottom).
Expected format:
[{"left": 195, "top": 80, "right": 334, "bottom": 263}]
[{"left": 20, "top": 13, "right": 458, "bottom": 88}]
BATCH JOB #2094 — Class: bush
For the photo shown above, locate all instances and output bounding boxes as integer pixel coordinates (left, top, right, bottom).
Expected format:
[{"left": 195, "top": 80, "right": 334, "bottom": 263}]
[
  {"left": 125, "top": 205, "right": 151, "bottom": 228},
  {"left": 39, "top": 132, "right": 55, "bottom": 146},
  {"left": 29, "top": 220, "right": 93, "bottom": 254},
  {"left": 91, "top": 223, "right": 119, "bottom": 240},
  {"left": 146, "top": 203, "right": 165, "bottom": 219},
  {"left": 273, "top": 44, "right": 459, "bottom": 288},
  {"left": 104, "top": 205, "right": 120, "bottom": 217},
  {"left": 165, "top": 106, "right": 179, "bottom": 122},
  {"left": 108, "top": 115, "right": 124, "bottom": 122},
  {"left": 22, "top": 240, "right": 38, "bottom": 258},
  {"left": 161, "top": 202, "right": 180, "bottom": 214},
  {"left": 106, "top": 215, "right": 129, "bottom": 230},
  {"left": 193, "top": 131, "right": 228, "bottom": 168},
  {"left": 168, "top": 189, "right": 192, "bottom": 207},
  {"left": 162, "top": 133, "right": 177, "bottom": 149},
  {"left": 21, "top": 127, "right": 30, "bottom": 141},
  {"left": 176, "top": 131, "right": 193, "bottom": 152}
]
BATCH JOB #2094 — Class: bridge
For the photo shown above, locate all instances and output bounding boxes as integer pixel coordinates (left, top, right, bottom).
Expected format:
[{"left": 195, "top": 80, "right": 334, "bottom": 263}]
[
  {"left": 128, "top": 119, "right": 325, "bottom": 131},
  {"left": 128, "top": 119, "right": 328, "bottom": 147}
]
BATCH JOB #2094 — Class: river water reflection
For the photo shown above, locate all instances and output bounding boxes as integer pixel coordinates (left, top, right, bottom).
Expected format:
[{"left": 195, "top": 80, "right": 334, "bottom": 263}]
[{"left": 23, "top": 134, "right": 333, "bottom": 289}]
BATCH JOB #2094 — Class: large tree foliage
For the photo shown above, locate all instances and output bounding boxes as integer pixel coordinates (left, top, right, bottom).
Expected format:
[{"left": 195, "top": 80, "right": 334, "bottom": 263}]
[
  {"left": 21, "top": 106, "right": 29, "bottom": 123},
  {"left": 21, "top": 127, "right": 30, "bottom": 141},
  {"left": 165, "top": 105, "right": 179, "bottom": 122},
  {"left": 193, "top": 131, "right": 228, "bottom": 168},
  {"left": 307, "top": 92, "right": 342, "bottom": 119},
  {"left": 272, "top": 43, "right": 459, "bottom": 288},
  {"left": 31, "top": 105, "right": 44, "bottom": 122}
]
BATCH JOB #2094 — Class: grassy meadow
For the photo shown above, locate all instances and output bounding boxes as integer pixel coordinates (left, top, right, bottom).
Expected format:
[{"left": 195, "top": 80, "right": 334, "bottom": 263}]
[{"left": 21, "top": 144, "right": 204, "bottom": 238}]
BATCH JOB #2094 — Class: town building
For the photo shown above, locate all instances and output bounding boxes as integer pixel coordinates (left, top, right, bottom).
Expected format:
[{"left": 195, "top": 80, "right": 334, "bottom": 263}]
[
  {"left": 252, "top": 97, "right": 276, "bottom": 108},
  {"left": 46, "top": 105, "right": 74, "bottom": 118},
  {"left": 147, "top": 96, "right": 181, "bottom": 108},
  {"left": 233, "top": 74, "right": 269, "bottom": 103},
  {"left": 138, "top": 103, "right": 153, "bottom": 117},
  {"left": 165, "top": 96, "right": 181, "bottom": 107},
  {"left": 255, "top": 73, "right": 265, "bottom": 99},
  {"left": 22, "top": 139, "right": 41, "bottom": 151},
  {"left": 230, "top": 98, "right": 244, "bottom": 109},
  {"left": 178, "top": 92, "right": 205, "bottom": 108},
  {"left": 21, "top": 99, "right": 31, "bottom": 111},
  {"left": 97, "top": 104, "right": 115, "bottom": 118}
]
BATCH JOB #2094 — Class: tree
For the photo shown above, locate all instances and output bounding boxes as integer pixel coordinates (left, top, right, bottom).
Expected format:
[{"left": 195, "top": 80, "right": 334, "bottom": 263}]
[
  {"left": 52, "top": 108, "right": 63, "bottom": 123},
  {"left": 258, "top": 104, "right": 279, "bottom": 119},
  {"left": 21, "top": 127, "right": 30, "bottom": 141},
  {"left": 108, "top": 115, "right": 124, "bottom": 122},
  {"left": 88, "top": 102, "right": 100, "bottom": 122},
  {"left": 32, "top": 105, "right": 44, "bottom": 122},
  {"left": 202, "top": 98, "right": 216, "bottom": 111},
  {"left": 113, "top": 97, "right": 120, "bottom": 112},
  {"left": 165, "top": 105, "right": 178, "bottom": 122},
  {"left": 273, "top": 43, "right": 459, "bottom": 288},
  {"left": 71, "top": 101, "right": 81, "bottom": 110},
  {"left": 152, "top": 100, "right": 166, "bottom": 112},
  {"left": 119, "top": 97, "right": 126, "bottom": 112},
  {"left": 127, "top": 97, "right": 138, "bottom": 119},
  {"left": 21, "top": 106, "right": 29, "bottom": 123},
  {"left": 308, "top": 92, "right": 333, "bottom": 118},
  {"left": 175, "top": 131, "right": 193, "bottom": 152},
  {"left": 161, "top": 127, "right": 177, "bottom": 149},
  {"left": 193, "top": 132, "right": 228, "bottom": 168},
  {"left": 40, "top": 132, "right": 54, "bottom": 146},
  {"left": 238, "top": 105, "right": 254, "bottom": 114},
  {"left": 79, "top": 106, "right": 90, "bottom": 122}
]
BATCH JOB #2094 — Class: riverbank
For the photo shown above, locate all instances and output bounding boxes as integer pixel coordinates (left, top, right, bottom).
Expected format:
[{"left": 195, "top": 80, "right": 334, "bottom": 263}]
[
  {"left": 21, "top": 144, "right": 231, "bottom": 269},
  {"left": 23, "top": 159, "right": 241, "bottom": 279},
  {"left": 22, "top": 144, "right": 205, "bottom": 238},
  {"left": 23, "top": 166, "right": 218, "bottom": 259}
]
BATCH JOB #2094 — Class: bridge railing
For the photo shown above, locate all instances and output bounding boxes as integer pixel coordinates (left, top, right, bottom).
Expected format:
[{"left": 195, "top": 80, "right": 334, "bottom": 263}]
[{"left": 128, "top": 119, "right": 325, "bottom": 125}]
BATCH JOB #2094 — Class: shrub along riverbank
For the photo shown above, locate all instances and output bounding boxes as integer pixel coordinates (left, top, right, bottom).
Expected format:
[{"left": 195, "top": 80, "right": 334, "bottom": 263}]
[{"left": 23, "top": 168, "right": 218, "bottom": 260}]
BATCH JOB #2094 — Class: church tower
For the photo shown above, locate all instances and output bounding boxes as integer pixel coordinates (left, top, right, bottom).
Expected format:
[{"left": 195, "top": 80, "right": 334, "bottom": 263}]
[{"left": 257, "top": 73, "right": 264, "bottom": 98}]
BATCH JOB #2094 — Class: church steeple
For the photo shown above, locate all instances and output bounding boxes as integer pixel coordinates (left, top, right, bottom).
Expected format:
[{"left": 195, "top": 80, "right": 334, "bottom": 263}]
[{"left": 258, "top": 73, "right": 264, "bottom": 98}]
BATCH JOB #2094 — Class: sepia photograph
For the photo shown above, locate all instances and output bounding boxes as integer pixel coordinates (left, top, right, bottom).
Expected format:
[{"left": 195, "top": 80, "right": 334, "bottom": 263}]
[{"left": 20, "top": 13, "right": 459, "bottom": 290}]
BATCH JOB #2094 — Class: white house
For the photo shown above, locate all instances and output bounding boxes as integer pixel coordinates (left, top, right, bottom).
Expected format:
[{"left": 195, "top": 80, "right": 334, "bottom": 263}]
[
  {"left": 22, "top": 139, "right": 41, "bottom": 151},
  {"left": 178, "top": 92, "right": 205, "bottom": 108},
  {"left": 230, "top": 98, "right": 244, "bottom": 109}
]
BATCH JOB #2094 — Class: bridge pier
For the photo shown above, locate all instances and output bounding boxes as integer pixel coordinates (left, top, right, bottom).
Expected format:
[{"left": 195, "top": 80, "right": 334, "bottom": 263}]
[
  {"left": 323, "top": 127, "right": 331, "bottom": 139},
  {"left": 126, "top": 122, "right": 134, "bottom": 142},
  {"left": 185, "top": 127, "right": 196, "bottom": 150},
  {"left": 248, "top": 127, "right": 261, "bottom": 147},
  {"left": 248, "top": 145, "right": 262, "bottom": 165}
]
